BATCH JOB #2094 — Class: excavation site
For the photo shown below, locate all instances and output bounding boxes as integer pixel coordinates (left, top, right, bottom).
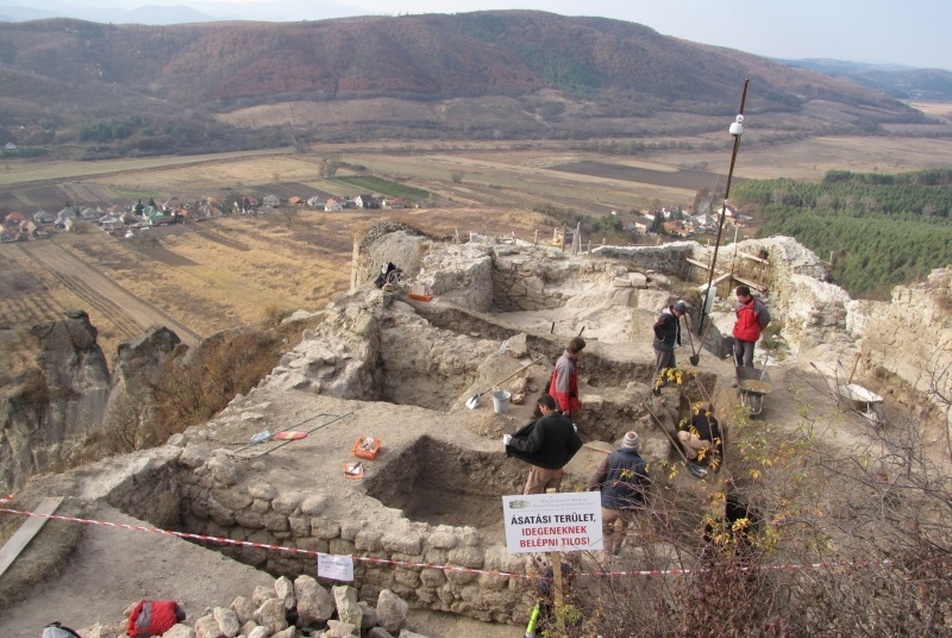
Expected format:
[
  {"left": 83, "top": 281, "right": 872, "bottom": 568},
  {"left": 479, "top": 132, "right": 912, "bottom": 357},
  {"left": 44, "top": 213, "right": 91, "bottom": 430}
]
[{"left": 4, "top": 225, "right": 949, "bottom": 637}]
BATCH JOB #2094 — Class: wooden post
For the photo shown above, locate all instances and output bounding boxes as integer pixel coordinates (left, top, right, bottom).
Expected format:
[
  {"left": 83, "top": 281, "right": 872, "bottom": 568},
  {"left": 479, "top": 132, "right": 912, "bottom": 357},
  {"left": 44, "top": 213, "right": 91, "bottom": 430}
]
[
  {"left": 545, "top": 487, "right": 566, "bottom": 634},
  {"left": 551, "top": 549, "right": 564, "bottom": 605},
  {"left": 847, "top": 353, "right": 861, "bottom": 385}
]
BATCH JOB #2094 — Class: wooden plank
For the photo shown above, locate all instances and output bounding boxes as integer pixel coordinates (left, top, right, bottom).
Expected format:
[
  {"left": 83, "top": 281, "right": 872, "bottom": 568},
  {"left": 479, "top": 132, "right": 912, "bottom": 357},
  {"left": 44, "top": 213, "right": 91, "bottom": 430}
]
[
  {"left": 739, "top": 251, "right": 770, "bottom": 265},
  {"left": 0, "top": 496, "right": 65, "bottom": 578},
  {"left": 732, "top": 274, "right": 765, "bottom": 291}
]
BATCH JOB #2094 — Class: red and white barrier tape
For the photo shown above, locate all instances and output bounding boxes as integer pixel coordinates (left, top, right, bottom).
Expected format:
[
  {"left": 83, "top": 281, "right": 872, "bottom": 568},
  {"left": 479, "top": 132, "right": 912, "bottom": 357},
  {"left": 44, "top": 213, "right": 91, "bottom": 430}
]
[
  {"left": 0, "top": 506, "right": 533, "bottom": 580},
  {"left": 0, "top": 506, "right": 899, "bottom": 580}
]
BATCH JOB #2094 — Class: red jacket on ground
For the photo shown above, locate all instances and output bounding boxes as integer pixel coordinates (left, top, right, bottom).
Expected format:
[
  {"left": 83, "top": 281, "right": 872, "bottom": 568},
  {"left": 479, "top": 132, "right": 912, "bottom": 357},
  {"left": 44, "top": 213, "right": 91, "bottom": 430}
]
[{"left": 126, "top": 600, "right": 185, "bottom": 637}]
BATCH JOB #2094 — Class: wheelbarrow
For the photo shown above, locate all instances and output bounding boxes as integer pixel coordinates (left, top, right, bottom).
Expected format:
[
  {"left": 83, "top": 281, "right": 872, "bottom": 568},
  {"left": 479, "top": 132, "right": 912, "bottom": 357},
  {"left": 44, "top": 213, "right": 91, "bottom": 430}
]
[
  {"left": 837, "top": 383, "right": 885, "bottom": 427},
  {"left": 736, "top": 364, "right": 771, "bottom": 416}
]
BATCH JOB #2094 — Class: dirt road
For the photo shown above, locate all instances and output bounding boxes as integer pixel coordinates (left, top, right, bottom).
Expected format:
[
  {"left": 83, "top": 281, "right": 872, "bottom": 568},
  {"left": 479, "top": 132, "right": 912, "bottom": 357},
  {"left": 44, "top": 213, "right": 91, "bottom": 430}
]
[{"left": 14, "top": 241, "right": 202, "bottom": 346}]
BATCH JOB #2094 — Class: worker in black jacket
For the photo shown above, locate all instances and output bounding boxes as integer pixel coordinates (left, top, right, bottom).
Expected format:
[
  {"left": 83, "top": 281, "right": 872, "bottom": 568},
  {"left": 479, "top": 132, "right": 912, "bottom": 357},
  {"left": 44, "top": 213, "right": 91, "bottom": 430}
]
[
  {"left": 504, "top": 394, "right": 583, "bottom": 494},
  {"left": 653, "top": 300, "right": 688, "bottom": 393}
]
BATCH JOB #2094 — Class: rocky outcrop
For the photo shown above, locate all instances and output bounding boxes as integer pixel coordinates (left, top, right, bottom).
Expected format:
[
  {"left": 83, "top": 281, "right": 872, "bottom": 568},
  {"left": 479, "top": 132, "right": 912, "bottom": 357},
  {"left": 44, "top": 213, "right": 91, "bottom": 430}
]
[
  {"left": 0, "top": 310, "right": 110, "bottom": 490},
  {"left": 0, "top": 315, "right": 184, "bottom": 492},
  {"left": 101, "top": 325, "right": 183, "bottom": 445},
  {"left": 30, "top": 308, "right": 111, "bottom": 440}
]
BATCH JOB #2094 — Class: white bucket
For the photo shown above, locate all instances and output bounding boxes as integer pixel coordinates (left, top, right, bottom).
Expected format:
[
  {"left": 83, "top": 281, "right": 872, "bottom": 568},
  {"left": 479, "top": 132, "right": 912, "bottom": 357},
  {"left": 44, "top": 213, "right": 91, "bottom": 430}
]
[{"left": 492, "top": 390, "right": 511, "bottom": 414}]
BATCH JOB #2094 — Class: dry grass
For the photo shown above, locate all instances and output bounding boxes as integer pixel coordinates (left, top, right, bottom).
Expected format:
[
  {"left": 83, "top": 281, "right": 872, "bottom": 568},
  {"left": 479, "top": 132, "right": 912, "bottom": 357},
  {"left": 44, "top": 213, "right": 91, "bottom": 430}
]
[
  {"left": 0, "top": 204, "right": 552, "bottom": 372},
  {"left": 3, "top": 134, "right": 952, "bottom": 373}
]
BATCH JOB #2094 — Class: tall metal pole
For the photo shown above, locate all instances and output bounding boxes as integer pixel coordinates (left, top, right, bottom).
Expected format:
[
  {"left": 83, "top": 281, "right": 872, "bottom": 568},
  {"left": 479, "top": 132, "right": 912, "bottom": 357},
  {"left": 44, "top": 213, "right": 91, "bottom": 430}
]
[{"left": 699, "top": 79, "right": 750, "bottom": 336}]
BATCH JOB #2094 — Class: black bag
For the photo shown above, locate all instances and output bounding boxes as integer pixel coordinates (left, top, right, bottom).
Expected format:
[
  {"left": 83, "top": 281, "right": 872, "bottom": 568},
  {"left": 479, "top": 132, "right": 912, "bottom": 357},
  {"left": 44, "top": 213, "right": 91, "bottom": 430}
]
[{"left": 373, "top": 262, "right": 403, "bottom": 288}]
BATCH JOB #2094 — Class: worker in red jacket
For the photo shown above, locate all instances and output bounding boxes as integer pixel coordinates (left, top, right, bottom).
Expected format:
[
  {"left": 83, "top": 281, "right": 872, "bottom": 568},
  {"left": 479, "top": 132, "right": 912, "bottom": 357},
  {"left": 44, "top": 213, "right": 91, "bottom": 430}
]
[
  {"left": 548, "top": 336, "right": 585, "bottom": 419},
  {"left": 732, "top": 285, "right": 771, "bottom": 368}
]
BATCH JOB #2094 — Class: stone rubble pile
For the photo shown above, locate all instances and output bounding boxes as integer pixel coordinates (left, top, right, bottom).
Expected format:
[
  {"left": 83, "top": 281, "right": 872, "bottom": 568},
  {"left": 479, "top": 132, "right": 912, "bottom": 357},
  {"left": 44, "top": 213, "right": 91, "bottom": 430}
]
[{"left": 80, "top": 575, "right": 428, "bottom": 638}]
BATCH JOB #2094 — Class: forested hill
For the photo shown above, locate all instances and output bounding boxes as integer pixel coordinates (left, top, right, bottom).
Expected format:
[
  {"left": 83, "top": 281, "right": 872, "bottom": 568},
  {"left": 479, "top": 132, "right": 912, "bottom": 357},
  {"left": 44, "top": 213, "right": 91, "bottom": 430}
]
[
  {"left": 734, "top": 169, "right": 952, "bottom": 298},
  {"left": 0, "top": 11, "right": 933, "bottom": 155}
]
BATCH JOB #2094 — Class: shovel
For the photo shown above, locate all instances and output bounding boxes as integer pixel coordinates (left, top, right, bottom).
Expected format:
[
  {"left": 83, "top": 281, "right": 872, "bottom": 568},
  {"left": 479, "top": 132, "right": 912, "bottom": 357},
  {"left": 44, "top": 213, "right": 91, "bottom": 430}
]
[
  {"left": 466, "top": 356, "right": 543, "bottom": 410},
  {"left": 643, "top": 401, "right": 708, "bottom": 478},
  {"left": 685, "top": 317, "right": 700, "bottom": 366}
]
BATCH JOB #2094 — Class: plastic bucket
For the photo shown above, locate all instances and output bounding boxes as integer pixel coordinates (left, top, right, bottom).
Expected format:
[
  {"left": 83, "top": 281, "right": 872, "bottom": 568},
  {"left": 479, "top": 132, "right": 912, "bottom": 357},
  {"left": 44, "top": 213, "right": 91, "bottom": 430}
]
[{"left": 492, "top": 390, "right": 511, "bottom": 414}]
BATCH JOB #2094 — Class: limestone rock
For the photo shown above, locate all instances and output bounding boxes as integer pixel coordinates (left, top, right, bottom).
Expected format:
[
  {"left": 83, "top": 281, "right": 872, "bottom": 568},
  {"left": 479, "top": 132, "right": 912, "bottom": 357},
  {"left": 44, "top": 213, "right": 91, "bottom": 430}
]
[
  {"left": 274, "top": 575, "right": 296, "bottom": 609},
  {"left": 324, "top": 619, "right": 359, "bottom": 637},
  {"left": 294, "top": 575, "right": 335, "bottom": 626},
  {"left": 163, "top": 625, "right": 195, "bottom": 638},
  {"left": 332, "top": 585, "right": 363, "bottom": 628},
  {"left": 211, "top": 606, "right": 240, "bottom": 637},
  {"left": 193, "top": 615, "right": 223, "bottom": 638},
  {"left": 254, "top": 597, "right": 288, "bottom": 633},
  {"left": 375, "top": 589, "right": 409, "bottom": 634},
  {"left": 251, "top": 585, "right": 278, "bottom": 607},
  {"left": 358, "top": 600, "right": 377, "bottom": 629}
]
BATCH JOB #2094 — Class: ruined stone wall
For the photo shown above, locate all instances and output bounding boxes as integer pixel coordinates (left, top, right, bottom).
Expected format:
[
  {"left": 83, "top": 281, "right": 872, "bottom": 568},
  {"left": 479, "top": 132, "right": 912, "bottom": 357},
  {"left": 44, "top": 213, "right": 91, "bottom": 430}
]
[
  {"left": 847, "top": 267, "right": 952, "bottom": 430},
  {"left": 592, "top": 241, "right": 698, "bottom": 280},
  {"left": 350, "top": 225, "right": 436, "bottom": 293},
  {"left": 417, "top": 242, "right": 495, "bottom": 311},
  {"left": 102, "top": 443, "right": 529, "bottom": 624},
  {"left": 490, "top": 244, "right": 664, "bottom": 313}
]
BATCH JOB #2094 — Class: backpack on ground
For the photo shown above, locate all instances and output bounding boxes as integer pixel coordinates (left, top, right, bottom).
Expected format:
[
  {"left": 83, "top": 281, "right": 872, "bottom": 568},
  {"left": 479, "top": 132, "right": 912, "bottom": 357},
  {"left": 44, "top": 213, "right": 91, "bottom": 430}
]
[
  {"left": 373, "top": 262, "right": 403, "bottom": 288},
  {"left": 42, "top": 622, "right": 82, "bottom": 638},
  {"left": 126, "top": 599, "right": 186, "bottom": 637}
]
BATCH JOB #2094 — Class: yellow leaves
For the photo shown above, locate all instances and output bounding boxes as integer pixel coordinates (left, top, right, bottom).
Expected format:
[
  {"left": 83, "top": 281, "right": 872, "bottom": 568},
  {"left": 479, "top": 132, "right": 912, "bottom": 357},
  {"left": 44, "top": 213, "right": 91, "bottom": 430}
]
[
  {"left": 749, "top": 468, "right": 762, "bottom": 480},
  {"left": 655, "top": 366, "right": 695, "bottom": 389}
]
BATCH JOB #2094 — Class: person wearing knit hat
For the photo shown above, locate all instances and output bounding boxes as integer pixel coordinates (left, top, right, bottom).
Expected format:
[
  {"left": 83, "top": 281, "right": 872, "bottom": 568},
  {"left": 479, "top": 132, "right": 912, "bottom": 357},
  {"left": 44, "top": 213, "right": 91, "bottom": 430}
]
[
  {"left": 622, "top": 430, "right": 640, "bottom": 450},
  {"left": 652, "top": 300, "right": 688, "bottom": 395},
  {"left": 587, "top": 430, "right": 650, "bottom": 556}
]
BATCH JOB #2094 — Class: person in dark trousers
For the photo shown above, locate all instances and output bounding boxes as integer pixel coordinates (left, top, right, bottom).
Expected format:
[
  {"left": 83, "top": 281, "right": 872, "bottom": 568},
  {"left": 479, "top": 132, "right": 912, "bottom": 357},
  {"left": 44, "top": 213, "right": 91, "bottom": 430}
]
[
  {"left": 548, "top": 337, "right": 585, "bottom": 419},
  {"left": 587, "top": 430, "right": 651, "bottom": 556},
  {"left": 504, "top": 394, "right": 583, "bottom": 494},
  {"left": 652, "top": 300, "right": 688, "bottom": 393},
  {"left": 732, "top": 285, "right": 771, "bottom": 368},
  {"left": 678, "top": 403, "right": 724, "bottom": 470}
]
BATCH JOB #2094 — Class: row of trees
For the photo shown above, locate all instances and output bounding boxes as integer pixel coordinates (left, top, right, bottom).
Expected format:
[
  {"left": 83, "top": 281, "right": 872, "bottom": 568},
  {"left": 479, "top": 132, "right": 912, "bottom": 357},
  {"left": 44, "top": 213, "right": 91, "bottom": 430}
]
[{"left": 734, "top": 169, "right": 952, "bottom": 298}]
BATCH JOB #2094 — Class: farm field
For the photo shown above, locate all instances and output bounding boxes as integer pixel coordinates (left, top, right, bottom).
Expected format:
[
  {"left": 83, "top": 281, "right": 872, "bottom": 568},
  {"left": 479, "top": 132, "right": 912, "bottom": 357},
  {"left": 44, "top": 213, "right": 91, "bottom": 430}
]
[
  {"left": 0, "top": 204, "right": 551, "bottom": 374},
  {"left": 3, "top": 133, "right": 952, "bottom": 377}
]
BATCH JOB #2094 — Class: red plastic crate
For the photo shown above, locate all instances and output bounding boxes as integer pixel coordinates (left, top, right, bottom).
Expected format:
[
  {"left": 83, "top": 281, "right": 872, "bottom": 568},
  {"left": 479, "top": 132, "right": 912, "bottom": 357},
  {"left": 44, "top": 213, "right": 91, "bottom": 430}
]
[{"left": 353, "top": 437, "right": 381, "bottom": 460}]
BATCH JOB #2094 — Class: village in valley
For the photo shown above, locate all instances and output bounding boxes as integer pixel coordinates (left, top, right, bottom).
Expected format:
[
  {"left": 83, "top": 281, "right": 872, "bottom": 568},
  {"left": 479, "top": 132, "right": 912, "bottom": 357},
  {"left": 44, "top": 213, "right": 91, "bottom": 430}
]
[
  {"left": 0, "top": 189, "right": 419, "bottom": 243},
  {"left": 1, "top": 183, "right": 744, "bottom": 245}
]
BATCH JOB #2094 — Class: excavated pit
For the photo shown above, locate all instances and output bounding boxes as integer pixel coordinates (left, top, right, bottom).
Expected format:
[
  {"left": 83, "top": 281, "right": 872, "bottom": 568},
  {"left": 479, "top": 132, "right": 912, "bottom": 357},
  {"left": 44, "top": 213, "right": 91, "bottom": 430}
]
[{"left": 364, "top": 436, "right": 524, "bottom": 528}]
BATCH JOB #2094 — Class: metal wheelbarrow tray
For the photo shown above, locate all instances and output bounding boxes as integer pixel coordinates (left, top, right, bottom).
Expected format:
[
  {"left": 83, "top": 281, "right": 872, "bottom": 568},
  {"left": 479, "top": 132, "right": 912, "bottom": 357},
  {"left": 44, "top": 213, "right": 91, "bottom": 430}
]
[
  {"left": 736, "top": 366, "right": 772, "bottom": 416},
  {"left": 837, "top": 383, "right": 885, "bottom": 427}
]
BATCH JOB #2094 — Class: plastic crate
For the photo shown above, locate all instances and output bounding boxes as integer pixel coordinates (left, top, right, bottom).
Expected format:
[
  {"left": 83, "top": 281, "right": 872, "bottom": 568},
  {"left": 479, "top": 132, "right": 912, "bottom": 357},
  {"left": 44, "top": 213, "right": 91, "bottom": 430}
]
[{"left": 353, "top": 436, "right": 381, "bottom": 460}]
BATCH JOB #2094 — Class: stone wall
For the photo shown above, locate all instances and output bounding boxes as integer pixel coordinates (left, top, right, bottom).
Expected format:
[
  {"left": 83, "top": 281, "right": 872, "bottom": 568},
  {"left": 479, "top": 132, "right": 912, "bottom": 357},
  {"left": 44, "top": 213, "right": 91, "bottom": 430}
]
[
  {"left": 847, "top": 267, "right": 952, "bottom": 431},
  {"left": 102, "top": 442, "right": 529, "bottom": 625}
]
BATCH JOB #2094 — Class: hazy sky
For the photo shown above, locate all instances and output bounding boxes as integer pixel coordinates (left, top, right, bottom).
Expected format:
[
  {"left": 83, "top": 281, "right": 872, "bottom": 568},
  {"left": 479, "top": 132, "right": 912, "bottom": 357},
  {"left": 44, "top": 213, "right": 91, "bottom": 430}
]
[
  {"left": 24, "top": 0, "right": 949, "bottom": 70},
  {"left": 339, "top": 0, "right": 949, "bottom": 70}
]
